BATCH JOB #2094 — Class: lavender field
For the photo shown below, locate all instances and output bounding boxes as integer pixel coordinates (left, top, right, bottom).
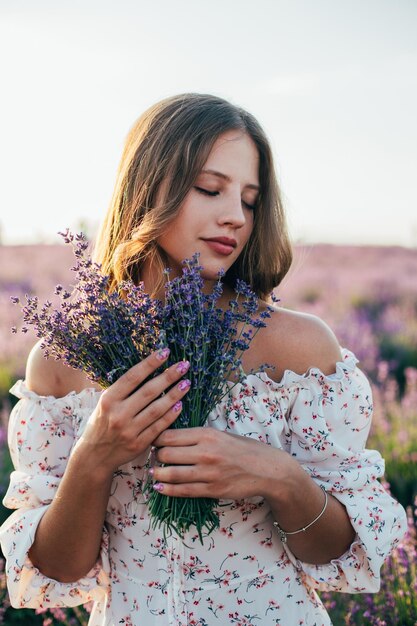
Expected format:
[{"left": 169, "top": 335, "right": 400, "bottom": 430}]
[{"left": 1, "top": 243, "right": 417, "bottom": 625}]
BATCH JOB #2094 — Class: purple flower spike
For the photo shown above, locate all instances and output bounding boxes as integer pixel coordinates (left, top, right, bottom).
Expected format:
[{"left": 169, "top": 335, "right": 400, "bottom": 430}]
[{"left": 11, "top": 230, "right": 273, "bottom": 544}]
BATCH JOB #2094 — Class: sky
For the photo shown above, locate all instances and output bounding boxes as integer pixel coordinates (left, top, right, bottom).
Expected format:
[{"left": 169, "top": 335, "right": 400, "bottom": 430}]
[{"left": 1, "top": 0, "right": 416, "bottom": 247}]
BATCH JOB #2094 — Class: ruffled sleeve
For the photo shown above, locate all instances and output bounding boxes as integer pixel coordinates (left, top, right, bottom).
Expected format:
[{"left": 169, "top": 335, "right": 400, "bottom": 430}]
[
  {"left": 279, "top": 349, "right": 407, "bottom": 593},
  {"left": 0, "top": 381, "right": 110, "bottom": 609}
]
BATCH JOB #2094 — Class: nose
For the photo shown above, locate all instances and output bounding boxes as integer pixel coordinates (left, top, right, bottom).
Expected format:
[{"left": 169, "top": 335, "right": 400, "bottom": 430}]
[{"left": 217, "top": 188, "right": 247, "bottom": 228}]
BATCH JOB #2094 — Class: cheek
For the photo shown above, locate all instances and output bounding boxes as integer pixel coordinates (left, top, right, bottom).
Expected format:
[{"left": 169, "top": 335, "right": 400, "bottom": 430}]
[{"left": 156, "top": 216, "right": 183, "bottom": 250}]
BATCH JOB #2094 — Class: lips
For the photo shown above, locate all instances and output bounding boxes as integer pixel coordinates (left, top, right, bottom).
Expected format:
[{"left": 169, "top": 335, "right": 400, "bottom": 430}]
[
  {"left": 202, "top": 237, "right": 237, "bottom": 256},
  {"left": 205, "top": 237, "right": 237, "bottom": 247}
]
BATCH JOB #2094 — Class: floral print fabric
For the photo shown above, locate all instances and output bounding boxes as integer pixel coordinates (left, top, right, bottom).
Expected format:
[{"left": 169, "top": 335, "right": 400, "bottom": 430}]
[{"left": 0, "top": 349, "right": 407, "bottom": 625}]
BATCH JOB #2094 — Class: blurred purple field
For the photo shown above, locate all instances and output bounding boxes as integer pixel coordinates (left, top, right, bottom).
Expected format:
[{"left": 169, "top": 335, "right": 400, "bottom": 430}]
[
  {"left": 0, "top": 242, "right": 417, "bottom": 625},
  {"left": 0, "top": 245, "right": 75, "bottom": 381},
  {"left": 1, "top": 242, "right": 417, "bottom": 380},
  {"left": 280, "top": 244, "right": 417, "bottom": 383}
]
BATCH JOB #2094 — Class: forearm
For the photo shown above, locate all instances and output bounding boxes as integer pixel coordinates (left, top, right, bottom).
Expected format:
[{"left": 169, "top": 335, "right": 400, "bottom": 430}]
[
  {"left": 24, "top": 352, "right": 190, "bottom": 583},
  {"left": 28, "top": 439, "right": 113, "bottom": 583},
  {"left": 264, "top": 451, "right": 356, "bottom": 564}
]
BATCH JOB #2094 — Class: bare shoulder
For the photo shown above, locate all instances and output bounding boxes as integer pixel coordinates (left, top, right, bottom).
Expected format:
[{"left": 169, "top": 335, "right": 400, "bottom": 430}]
[
  {"left": 252, "top": 305, "right": 343, "bottom": 381},
  {"left": 26, "top": 340, "right": 99, "bottom": 397}
]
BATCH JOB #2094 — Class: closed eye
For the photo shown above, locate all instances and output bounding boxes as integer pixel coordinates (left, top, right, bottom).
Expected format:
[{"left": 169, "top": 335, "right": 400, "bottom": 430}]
[
  {"left": 195, "top": 187, "right": 256, "bottom": 210},
  {"left": 194, "top": 186, "right": 219, "bottom": 197}
]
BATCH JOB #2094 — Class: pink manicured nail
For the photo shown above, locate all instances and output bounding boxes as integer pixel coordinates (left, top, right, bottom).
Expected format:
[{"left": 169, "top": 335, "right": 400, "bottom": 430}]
[
  {"left": 176, "top": 360, "right": 190, "bottom": 374},
  {"left": 156, "top": 348, "right": 170, "bottom": 361},
  {"left": 153, "top": 482, "right": 164, "bottom": 492},
  {"left": 172, "top": 400, "right": 182, "bottom": 412},
  {"left": 178, "top": 379, "right": 191, "bottom": 392},
  {"left": 148, "top": 467, "right": 154, "bottom": 476}
]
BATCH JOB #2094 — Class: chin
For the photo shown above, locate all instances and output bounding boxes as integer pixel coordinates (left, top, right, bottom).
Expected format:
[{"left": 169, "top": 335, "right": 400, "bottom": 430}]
[
  {"left": 200, "top": 270, "right": 224, "bottom": 283},
  {"left": 199, "top": 260, "right": 231, "bottom": 281}
]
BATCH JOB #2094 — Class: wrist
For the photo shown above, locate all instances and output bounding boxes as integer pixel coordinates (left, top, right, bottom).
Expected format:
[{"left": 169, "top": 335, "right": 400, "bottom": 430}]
[
  {"left": 70, "top": 437, "right": 117, "bottom": 485},
  {"left": 259, "top": 448, "right": 305, "bottom": 507},
  {"left": 262, "top": 454, "right": 331, "bottom": 540},
  {"left": 273, "top": 485, "right": 328, "bottom": 543}
]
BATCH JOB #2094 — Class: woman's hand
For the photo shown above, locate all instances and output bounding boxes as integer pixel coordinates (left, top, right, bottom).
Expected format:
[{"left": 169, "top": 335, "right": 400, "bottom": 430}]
[
  {"left": 150, "top": 427, "right": 292, "bottom": 501},
  {"left": 150, "top": 428, "right": 356, "bottom": 565},
  {"left": 77, "top": 349, "right": 191, "bottom": 475}
]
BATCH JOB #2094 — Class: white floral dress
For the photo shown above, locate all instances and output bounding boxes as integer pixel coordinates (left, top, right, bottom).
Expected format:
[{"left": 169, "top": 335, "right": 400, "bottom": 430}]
[{"left": 0, "top": 350, "right": 407, "bottom": 626}]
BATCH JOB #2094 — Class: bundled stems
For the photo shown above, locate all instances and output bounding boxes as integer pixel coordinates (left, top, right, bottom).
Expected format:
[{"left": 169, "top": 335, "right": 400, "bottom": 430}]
[{"left": 12, "top": 230, "right": 274, "bottom": 543}]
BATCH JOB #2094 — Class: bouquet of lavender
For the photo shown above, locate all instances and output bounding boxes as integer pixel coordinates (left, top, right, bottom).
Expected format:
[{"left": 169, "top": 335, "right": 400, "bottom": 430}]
[
  {"left": 145, "top": 258, "right": 273, "bottom": 542},
  {"left": 12, "top": 230, "right": 273, "bottom": 542},
  {"left": 12, "top": 231, "right": 164, "bottom": 386}
]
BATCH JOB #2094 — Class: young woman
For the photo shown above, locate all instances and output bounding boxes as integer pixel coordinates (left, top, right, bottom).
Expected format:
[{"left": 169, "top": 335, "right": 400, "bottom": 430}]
[{"left": 0, "top": 94, "right": 407, "bottom": 625}]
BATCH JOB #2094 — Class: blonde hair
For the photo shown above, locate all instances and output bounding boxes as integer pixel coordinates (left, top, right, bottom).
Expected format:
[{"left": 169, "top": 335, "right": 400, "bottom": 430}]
[{"left": 94, "top": 93, "right": 292, "bottom": 298}]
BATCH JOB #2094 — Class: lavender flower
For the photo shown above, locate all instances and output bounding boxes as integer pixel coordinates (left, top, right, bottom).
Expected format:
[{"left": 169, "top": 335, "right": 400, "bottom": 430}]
[
  {"left": 12, "top": 231, "right": 273, "bottom": 542},
  {"left": 144, "top": 257, "right": 273, "bottom": 541},
  {"left": 12, "top": 230, "right": 161, "bottom": 388}
]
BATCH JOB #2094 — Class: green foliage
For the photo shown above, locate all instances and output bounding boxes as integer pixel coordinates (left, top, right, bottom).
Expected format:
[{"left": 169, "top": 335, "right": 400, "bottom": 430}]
[
  {"left": 0, "top": 366, "right": 13, "bottom": 403},
  {"left": 0, "top": 446, "right": 13, "bottom": 527},
  {"left": 0, "top": 605, "right": 90, "bottom": 625},
  {"left": 0, "top": 607, "right": 43, "bottom": 625},
  {"left": 384, "top": 458, "right": 417, "bottom": 516},
  {"left": 379, "top": 336, "right": 417, "bottom": 394}
]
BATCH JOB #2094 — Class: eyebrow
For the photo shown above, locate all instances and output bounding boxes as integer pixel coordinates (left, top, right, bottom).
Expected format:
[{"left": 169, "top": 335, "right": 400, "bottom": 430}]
[{"left": 200, "top": 169, "right": 260, "bottom": 192}]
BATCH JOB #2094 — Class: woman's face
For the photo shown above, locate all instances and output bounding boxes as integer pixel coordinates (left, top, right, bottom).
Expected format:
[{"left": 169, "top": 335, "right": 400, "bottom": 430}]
[{"left": 157, "top": 130, "right": 259, "bottom": 283}]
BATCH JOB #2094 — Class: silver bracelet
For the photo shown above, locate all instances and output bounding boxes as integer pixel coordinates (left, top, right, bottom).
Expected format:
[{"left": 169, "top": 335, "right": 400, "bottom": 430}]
[{"left": 273, "top": 485, "right": 328, "bottom": 544}]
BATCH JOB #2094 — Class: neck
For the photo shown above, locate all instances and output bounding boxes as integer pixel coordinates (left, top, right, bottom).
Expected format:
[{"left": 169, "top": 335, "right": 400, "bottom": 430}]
[
  {"left": 141, "top": 258, "right": 237, "bottom": 305},
  {"left": 140, "top": 258, "right": 161, "bottom": 298}
]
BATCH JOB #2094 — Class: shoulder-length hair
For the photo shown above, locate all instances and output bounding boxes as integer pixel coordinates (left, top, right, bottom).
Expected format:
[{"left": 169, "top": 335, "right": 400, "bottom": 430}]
[{"left": 94, "top": 93, "right": 292, "bottom": 299}]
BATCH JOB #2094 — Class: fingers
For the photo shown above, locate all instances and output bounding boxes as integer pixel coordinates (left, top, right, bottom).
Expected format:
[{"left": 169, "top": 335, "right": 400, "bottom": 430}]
[
  {"left": 133, "top": 381, "right": 192, "bottom": 445},
  {"left": 151, "top": 463, "right": 209, "bottom": 486},
  {"left": 149, "top": 429, "right": 225, "bottom": 494},
  {"left": 151, "top": 428, "right": 222, "bottom": 472},
  {"left": 153, "top": 426, "right": 206, "bottom": 448},
  {"left": 105, "top": 348, "right": 174, "bottom": 401},
  {"left": 151, "top": 481, "right": 212, "bottom": 498},
  {"left": 131, "top": 372, "right": 191, "bottom": 425},
  {"left": 94, "top": 351, "right": 193, "bottom": 458},
  {"left": 126, "top": 358, "right": 191, "bottom": 416}
]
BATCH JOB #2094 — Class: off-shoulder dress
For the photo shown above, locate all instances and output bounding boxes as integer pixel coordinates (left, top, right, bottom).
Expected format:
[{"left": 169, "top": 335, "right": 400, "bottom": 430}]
[{"left": 0, "top": 349, "right": 407, "bottom": 625}]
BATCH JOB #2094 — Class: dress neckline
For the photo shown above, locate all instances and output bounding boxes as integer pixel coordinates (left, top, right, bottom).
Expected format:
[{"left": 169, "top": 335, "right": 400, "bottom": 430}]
[{"left": 10, "top": 348, "right": 358, "bottom": 404}]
